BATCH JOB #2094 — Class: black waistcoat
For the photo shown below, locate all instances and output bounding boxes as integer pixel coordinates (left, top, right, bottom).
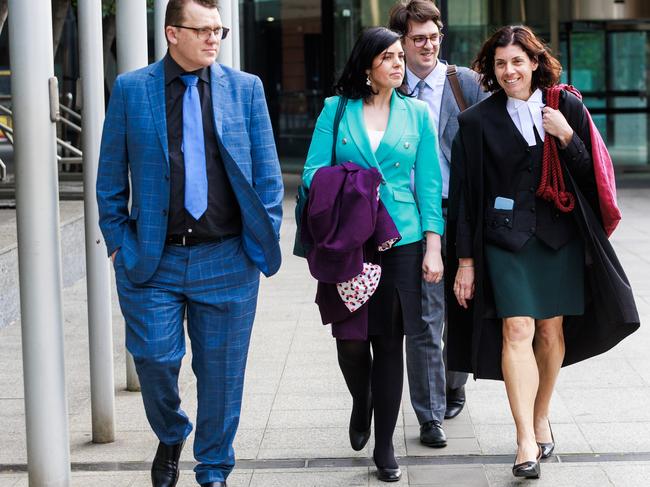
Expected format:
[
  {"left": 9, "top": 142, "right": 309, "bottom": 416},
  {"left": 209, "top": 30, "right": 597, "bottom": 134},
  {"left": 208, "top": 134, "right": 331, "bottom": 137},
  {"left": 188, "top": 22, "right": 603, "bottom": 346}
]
[{"left": 483, "top": 128, "right": 577, "bottom": 252}]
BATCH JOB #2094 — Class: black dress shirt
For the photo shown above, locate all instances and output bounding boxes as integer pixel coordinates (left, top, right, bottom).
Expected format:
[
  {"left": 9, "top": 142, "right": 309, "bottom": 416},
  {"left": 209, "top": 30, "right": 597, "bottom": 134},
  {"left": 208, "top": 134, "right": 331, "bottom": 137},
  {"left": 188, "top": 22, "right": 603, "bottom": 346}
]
[{"left": 164, "top": 53, "right": 241, "bottom": 238}]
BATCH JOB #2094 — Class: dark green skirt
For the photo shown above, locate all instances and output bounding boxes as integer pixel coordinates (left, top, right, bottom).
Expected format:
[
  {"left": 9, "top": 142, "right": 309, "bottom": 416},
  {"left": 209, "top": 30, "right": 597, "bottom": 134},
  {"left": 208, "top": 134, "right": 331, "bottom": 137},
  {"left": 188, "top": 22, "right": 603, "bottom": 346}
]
[{"left": 485, "top": 237, "right": 585, "bottom": 319}]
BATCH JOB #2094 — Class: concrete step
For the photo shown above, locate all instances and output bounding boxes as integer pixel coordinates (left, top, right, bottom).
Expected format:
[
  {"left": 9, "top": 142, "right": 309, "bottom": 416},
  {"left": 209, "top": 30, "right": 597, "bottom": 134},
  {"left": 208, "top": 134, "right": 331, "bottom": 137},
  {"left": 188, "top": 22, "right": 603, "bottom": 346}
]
[{"left": 0, "top": 201, "right": 86, "bottom": 329}]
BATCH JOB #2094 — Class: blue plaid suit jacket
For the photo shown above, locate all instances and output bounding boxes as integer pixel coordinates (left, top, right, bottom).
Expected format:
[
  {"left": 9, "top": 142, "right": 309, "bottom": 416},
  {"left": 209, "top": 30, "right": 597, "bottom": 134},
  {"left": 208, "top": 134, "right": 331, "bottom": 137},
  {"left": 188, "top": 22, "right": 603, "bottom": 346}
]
[{"left": 97, "top": 60, "right": 283, "bottom": 283}]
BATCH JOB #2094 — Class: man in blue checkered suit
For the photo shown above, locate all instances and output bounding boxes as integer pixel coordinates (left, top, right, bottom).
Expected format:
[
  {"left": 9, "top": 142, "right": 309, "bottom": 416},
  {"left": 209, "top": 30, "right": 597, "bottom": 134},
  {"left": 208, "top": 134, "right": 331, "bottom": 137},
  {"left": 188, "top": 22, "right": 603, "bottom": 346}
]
[{"left": 96, "top": 1, "right": 283, "bottom": 486}]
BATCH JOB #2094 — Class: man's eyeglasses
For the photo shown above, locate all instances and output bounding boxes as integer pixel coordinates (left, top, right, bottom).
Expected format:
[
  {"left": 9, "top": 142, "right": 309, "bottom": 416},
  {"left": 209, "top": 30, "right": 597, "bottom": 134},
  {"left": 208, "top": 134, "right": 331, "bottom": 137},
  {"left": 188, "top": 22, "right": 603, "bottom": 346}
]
[
  {"left": 406, "top": 33, "right": 444, "bottom": 48},
  {"left": 172, "top": 25, "right": 230, "bottom": 40}
]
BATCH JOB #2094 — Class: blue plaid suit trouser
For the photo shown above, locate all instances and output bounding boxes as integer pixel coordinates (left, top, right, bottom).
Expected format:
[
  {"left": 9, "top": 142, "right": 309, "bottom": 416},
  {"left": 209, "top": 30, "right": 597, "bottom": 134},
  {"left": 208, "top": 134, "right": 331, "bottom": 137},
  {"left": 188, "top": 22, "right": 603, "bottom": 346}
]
[{"left": 114, "top": 236, "right": 260, "bottom": 484}]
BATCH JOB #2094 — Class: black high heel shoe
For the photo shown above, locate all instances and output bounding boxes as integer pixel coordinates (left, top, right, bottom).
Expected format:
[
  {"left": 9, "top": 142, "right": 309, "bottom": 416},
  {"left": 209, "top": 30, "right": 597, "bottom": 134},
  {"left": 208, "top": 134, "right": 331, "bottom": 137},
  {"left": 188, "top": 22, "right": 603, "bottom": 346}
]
[
  {"left": 537, "top": 419, "right": 555, "bottom": 459},
  {"left": 376, "top": 466, "right": 402, "bottom": 482},
  {"left": 512, "top": 446, "right": 542, "bottom": 479},
  {"left": 373, "top": 453, "right": 401, "bottom": 482},
  {"left": 349, "top": 400, "right": 372, "bottom": 451}
]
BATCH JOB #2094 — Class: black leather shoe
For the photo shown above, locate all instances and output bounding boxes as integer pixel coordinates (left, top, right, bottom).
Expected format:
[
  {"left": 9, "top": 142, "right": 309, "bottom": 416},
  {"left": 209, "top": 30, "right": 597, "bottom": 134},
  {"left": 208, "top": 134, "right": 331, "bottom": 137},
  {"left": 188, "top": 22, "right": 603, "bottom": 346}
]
[
  {"left": 151, "top": 440, "right": 185, "bottom": 487},
  {"left": 444, "top": 386, "right": 466, "bottom": 419},
  {"left": 419, "top": 420, "right": 447, "bottom": 447},
  {"left": 200, "top": 482, "right": 226, "bottom": 487},
  {"left": 512, "top": 447, "right": 542, "bottom": 479},
  {"left": 349, "top": 399, "right": 372, "bottom": 451},
  {"left": 376, "top": 466, "right": 402, "bottom": 482},
  {"left": 537, "top": 419, "right": 555, "bottom": 459},
  {"left": 349, "top": 423, "right": 371, "bottom": 451}
]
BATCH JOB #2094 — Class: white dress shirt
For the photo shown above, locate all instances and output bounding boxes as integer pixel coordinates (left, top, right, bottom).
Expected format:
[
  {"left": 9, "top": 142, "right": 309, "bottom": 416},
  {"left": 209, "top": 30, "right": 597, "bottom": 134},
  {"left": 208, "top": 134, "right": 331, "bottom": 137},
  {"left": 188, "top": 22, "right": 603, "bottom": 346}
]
[
  {"left": 506, "top": 88, "right": 545, "bottom": 146},
  {"left": 406, "top": 62, "right": 448, "bottom": 197}
]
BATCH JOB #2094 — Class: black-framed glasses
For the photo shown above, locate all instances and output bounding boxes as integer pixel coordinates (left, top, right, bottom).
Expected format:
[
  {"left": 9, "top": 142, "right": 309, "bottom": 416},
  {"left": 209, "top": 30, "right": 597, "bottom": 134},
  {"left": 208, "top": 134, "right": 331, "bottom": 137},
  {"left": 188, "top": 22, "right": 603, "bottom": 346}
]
[
  {"left": 172, "top": 25, "right": 230, "bottom": 40},
  {"left": 406, "top": 33, "right": 444, "bottom": 48}
]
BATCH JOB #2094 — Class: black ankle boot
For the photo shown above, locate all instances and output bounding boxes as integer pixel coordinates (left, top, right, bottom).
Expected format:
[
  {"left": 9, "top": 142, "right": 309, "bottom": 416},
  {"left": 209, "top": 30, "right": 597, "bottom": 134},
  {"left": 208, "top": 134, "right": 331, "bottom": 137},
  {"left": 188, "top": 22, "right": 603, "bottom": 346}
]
[{"left": 151, "top": 440, "right": 185, "bottom": 487}]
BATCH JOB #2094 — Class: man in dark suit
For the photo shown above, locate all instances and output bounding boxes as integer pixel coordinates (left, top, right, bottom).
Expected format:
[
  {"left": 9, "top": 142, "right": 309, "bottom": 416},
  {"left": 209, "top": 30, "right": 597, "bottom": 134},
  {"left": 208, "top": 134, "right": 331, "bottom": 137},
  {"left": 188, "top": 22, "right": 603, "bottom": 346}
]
[
  {"left": 389, "top": 0, "right": 487, "bottom": 447},
  {"left": 96, "top": 1, "right": 283, "bottom": 486}
]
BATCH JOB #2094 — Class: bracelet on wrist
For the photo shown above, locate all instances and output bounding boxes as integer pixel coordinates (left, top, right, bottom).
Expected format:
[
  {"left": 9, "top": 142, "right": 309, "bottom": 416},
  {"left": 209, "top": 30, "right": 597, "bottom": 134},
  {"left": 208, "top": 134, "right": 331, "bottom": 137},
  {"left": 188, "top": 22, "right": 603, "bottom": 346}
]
[{"left": 458, "top": 264, "right": 474, "bottom": 268}]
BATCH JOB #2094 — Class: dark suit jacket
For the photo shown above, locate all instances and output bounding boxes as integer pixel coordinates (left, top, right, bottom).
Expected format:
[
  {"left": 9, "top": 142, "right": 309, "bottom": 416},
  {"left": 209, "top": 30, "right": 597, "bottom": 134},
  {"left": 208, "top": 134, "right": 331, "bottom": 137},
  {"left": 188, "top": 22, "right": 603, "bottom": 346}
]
[{"left": 446, "top": 88, "right": 640, "bottom": 380}]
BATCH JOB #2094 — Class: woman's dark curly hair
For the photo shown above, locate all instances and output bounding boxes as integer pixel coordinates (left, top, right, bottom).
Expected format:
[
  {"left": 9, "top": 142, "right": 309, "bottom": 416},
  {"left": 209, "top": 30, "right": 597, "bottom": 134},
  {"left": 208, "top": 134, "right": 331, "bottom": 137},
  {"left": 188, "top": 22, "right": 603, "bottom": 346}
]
[
  {"left": 334, "top": 27, "right": 406, "bottom": 100},
  {"left": 472, "top": 25, "right": 562, "bottom": 93}
]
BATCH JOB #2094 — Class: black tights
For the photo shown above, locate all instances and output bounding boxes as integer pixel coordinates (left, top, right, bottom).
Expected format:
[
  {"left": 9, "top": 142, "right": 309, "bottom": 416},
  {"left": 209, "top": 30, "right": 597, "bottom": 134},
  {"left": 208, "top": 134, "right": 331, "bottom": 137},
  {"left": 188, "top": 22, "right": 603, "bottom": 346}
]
[{"left": 336, "top": 332, "right": 404, "bottom": 468}]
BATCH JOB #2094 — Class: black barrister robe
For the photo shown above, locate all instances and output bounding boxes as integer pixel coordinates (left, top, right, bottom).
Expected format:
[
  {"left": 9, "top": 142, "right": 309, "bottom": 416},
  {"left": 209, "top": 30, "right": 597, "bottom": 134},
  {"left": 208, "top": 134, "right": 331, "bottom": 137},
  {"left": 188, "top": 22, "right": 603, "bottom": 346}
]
[{"left": 446, "top": 89, "right": 640, "bottom": 381}]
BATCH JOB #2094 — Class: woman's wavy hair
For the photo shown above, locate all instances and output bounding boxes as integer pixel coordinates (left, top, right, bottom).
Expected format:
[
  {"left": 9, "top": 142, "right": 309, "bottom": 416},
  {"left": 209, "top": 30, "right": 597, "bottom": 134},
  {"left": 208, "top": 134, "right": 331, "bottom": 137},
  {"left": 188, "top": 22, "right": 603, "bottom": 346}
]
[
  {"left": 472, "top": 25, "right": 562, "bottom": 93},
  {"left": 334, "top": 27, "right": 406, "bottom": 100}
]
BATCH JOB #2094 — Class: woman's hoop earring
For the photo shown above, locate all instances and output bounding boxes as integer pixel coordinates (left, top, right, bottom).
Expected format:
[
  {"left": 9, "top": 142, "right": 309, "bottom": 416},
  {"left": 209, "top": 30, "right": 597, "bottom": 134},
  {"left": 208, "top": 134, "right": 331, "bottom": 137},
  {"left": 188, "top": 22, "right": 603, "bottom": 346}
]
[{"left": 366, "top": 76, "right": 372, "bottom": 86}]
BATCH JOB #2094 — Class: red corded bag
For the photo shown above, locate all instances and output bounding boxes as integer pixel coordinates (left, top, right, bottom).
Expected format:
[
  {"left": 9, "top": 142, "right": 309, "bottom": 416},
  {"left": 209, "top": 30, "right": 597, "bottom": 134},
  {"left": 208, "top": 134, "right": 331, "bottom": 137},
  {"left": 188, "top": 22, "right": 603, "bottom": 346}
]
[{"left": 541, "top": 84, "right": 621, "bottom": 237}]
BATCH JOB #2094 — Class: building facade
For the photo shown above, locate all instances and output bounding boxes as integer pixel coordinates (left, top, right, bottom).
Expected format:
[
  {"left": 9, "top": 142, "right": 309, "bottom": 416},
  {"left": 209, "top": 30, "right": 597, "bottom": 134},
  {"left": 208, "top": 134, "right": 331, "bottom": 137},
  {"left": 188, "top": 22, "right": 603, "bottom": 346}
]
[{"left": 241, "top": 0, "right": 650, "bottom": 172}]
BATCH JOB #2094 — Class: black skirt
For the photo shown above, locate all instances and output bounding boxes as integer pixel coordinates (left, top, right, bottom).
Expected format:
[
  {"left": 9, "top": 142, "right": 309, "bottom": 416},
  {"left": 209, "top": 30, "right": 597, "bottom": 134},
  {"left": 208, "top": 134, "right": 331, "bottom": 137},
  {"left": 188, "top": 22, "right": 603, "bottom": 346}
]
[
  {"left": 485, "top": 236, "right": 585, "bottom": 319},
  {"left": 368, "top": 241, "right": 427, "bottom": 336}
]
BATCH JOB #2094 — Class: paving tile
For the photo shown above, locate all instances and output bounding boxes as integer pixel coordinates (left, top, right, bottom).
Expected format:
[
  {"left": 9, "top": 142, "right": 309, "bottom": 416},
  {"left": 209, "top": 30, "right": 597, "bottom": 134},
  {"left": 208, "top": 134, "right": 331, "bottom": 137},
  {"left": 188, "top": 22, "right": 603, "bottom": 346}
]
[
  {"left": 557, "top": 358, "right": 645, "bottom": 389},
  {"left": 240, "top": 393, "right": 275, "bottom": 413},
  {"left": 276, "top": 375, "right": 349, "bottom": 395},
  {"left": 266, "top": 409, "right": 350, "bottom": 429},
  {"left": 271, "top": 392, "right": 351, "bottom": 411},
  {"left": 485, "top": 463, "right": 612, "bottom": 487},
  {"left": 474, "top": 422, "right": 592, "bottom": 455},
  {"left": 0, "top": 433, "right": 27, "bottom": 464},
  {"left": 233, "top": 428, "right": 265, "bottom": 460},
  {"left": 249, "top": 467, "right": 368, "bottom": 486},
  {"left": 69, "top": 393, "right": 151, "bottom": 433},
  {"left": 258, "top": 426, "right": 406, "bottom": 459},
  {"left": 128, "top": 470, "right": 252, "bottom": 487},
  {"left": 0, "top": 475, "right": 21, "bottom": 487},
  {"left": 243, "top": 376, "right": 282, "bottom": 395},
  {"left": 258, "top": 427, "right": 367, "bottom": 459},
  {"left": 579, "top": 422, "right": 650, "bottom": 453},
  {"left": 69, "top": 431, "right": 157, "bottom": 463},
  {"left": 404, "top": 426, "right": 480, "bottom": 456},
  {"left": 559, "top": 387, "right": 650, "bottom": 423},
  {"left": 629, "top": 358, "right": 650, "bottom": 386},
  {"left": 408, "top": 465, "right": 488, "bottom": 486},
  {"left": 601, "top": 461, "right": 650, "bottom": 487}
]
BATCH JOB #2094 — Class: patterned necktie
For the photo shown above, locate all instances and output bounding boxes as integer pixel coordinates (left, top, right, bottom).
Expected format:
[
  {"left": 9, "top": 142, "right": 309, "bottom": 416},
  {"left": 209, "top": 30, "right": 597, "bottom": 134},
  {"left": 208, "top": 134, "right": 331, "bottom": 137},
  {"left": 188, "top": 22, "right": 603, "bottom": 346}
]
[
  {"left": 416, "top": 79, "right": 427, "bottom": 100},
  {"left": 180, "top": 74, "right": 208, "bottom": 220}
]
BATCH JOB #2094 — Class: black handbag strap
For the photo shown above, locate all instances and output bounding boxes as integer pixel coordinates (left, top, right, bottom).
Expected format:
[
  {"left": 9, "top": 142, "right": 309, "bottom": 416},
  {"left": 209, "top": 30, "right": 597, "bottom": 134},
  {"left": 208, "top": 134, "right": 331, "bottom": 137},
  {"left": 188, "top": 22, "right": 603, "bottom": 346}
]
[{"left": 331, "top": 96, "right": 348, "bottom": 165}]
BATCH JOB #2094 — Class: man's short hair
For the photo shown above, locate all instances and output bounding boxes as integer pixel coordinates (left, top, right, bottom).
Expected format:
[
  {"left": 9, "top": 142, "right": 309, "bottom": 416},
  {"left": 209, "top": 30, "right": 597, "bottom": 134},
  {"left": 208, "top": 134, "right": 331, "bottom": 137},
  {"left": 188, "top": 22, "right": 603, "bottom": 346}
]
[
  {"left": 388, "top": 0, "right": 443, "bottom": 37},
  {"left": 165, "top": 0, "right": 220, "bottom": 27}
]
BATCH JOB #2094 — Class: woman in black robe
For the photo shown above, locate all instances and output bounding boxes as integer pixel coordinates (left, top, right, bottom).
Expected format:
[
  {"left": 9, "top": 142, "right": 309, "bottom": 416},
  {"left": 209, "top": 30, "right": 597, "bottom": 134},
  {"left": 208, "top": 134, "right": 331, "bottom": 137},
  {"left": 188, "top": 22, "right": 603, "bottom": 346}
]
[{"left": 446, "top": 25, "right": 639, "bottom": 480}]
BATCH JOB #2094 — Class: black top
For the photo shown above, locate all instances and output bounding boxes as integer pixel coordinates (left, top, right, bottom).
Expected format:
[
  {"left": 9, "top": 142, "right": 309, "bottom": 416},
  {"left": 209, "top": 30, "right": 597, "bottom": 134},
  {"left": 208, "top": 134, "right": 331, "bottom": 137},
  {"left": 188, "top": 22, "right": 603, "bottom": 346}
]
[{"left": 164, "top": 53, "right": 241, "bottom": 238}]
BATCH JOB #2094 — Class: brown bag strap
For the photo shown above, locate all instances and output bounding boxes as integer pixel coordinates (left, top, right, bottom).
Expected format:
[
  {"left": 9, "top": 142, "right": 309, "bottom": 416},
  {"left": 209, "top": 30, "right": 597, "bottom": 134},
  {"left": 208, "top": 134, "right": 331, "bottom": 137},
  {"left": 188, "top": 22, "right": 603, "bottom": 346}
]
[{"left": 446, "top": 64, "right": 469, "bottom": 112}]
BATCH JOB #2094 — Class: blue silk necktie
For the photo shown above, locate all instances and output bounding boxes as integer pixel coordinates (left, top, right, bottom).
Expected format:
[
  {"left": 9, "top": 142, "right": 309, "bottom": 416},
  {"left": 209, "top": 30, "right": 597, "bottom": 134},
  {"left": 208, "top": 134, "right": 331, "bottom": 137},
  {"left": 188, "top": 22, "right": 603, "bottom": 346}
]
[{"left": 180, "top": 74, "right": 208, "bottom": 220}]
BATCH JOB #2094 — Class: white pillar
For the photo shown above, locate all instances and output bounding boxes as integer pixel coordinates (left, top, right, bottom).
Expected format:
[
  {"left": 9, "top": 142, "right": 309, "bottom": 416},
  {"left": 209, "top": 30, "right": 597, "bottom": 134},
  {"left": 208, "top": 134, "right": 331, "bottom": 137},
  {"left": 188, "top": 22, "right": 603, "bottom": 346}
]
[
  {"left": 155, "top": 0, "right": 169, "bottom": 61},
  {"left": 231, "top": 0, "right": 240, "bottom": 70},
  {"left": 217, "top": 0, "right": 233, "bottom": 67},
  {"left": 9, "top": 0, "right": 71, "bottom": 483},
  {"left": 116, "top": 0, "right": 148, "bottom": 392},
  {"left": 78, "top": 0, "right": 116, "bottom": 443}
]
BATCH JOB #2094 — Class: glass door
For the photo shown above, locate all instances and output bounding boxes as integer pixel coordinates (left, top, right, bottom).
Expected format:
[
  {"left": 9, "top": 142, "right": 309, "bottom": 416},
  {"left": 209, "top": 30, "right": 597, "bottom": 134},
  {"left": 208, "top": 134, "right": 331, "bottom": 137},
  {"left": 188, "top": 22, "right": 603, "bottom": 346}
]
[
  {"left": 566, "top": 22, "right": 650, "bottom": 169},
  {"left": 241, "top": 0, "right": 325, "bottom": 170}
]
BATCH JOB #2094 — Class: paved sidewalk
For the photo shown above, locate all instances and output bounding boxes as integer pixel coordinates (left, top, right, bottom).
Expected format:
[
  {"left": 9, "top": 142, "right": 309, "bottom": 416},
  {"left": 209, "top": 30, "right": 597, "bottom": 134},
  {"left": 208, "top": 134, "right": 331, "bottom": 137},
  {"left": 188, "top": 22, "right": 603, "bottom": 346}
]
[{"left": 0, "top": 177, "right": 649, "bottom": 486}]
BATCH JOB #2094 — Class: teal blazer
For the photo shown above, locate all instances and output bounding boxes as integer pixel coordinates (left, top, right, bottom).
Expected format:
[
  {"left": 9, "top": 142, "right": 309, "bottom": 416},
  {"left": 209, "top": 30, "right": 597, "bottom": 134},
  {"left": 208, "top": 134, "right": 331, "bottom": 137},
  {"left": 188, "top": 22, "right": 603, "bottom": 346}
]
[{"left": 302, "top": 91, "right": 444, "bottom": 246}]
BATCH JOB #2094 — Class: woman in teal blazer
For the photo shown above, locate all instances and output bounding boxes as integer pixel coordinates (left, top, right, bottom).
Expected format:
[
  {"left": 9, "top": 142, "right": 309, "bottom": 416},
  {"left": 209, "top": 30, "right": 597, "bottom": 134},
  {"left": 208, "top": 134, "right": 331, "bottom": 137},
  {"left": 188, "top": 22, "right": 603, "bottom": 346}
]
[{"left": 302, "top": 27, "right": 444, "bottom": 482}]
